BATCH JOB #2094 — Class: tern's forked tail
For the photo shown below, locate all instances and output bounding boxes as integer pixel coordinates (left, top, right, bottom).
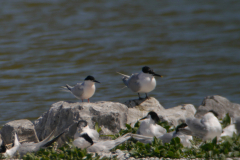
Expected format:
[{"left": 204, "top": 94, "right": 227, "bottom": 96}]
[
  {"left": 116, "top": 72, "right": 129, "bottom": 87},
  {"left": 65, "top": 84, "right": 72, "bottom": 91}
]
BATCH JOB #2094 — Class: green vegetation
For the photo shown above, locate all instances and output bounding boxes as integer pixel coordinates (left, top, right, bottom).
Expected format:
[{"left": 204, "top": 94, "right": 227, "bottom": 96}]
[{"left": 1, "top": 114, "right": 239, "bottom": 160}]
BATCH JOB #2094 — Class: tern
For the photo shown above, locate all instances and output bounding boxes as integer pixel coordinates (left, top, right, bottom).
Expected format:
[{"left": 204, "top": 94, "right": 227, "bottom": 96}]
[
  {"left": 0, "top": 133, "right": 21, "bottom": 158},
  {"left": 17, "top": 128, "right": 68, "bottom": 157},
  {"left": 131, "top": 123, "right": 192, "bottom": 147},
  {"left": 62, "top": 75, "right": 100, "bottom": 102},
  {"left": 159, "top": 123, "right": 192, "bottom": 147},
  {"left": 137, "top": 111, "right": 166, "bottom": 137},
  {"left": 73, "top": 133, "right": 132, "bottom": 152},
  {"left": 180, "top": 110, "right": 222, "bottom": 141},
  {"left": 117, "top": 66, "right": 162, "bottom": 99},
  {"left": 74, "top": 120, "right": 99, "bottom": 141},
  {"left": 220, "top": 124, "right": 237, "bottom": 138}
]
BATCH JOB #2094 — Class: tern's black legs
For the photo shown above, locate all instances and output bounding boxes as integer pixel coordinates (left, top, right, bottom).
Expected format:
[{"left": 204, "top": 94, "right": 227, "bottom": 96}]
[
  {"left": 138, "top": 93, "right": 144, "bottom": 100},
  {"left": 145, "top": 93, "right": 149, "bottom": 99}
]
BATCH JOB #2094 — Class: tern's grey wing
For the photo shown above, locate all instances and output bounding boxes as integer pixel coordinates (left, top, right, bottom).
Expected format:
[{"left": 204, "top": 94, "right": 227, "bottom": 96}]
[
  {"left": 131, "top": 134, "right": 153, "bottom": 144},
  {"left": 91, "top": 130, "right": 99, "bottom": 141},
  {"left": 179, "top": 127, "right": 193, "bottom": 136},
  {"left": 18, "top": 143, "right": 38, "bottom": 157},
  {"left": 159, "top": 132, "right": 174, "bottom": 144},
  {"left": 87, "top": 135, "right": 131, "bottom": 152},
  {"left": 127, "top": 73, "right": 141, "bottom": 92},
  {"left": 156, "top": 125, "right": 167, "bottom": 136},
  {"left": 186, "top": 118, "right": 207, "bottom": 139},
  {"left": 73, "top": 138, "right": 92, "bottom": 149},
  {"left": 87, "top": 140, "right": 115, "bottom": 152},
  {"left": 70, "top": 83, "right": 84, "bottom": 98}
]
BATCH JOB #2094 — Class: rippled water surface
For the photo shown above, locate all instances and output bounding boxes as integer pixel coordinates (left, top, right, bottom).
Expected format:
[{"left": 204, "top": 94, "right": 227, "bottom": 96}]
[{"left": 0, "top": 1, "right": 240, "bottom": 125}]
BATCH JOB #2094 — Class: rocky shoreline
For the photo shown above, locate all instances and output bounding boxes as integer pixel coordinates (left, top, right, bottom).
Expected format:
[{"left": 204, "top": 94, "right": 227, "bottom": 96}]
[{"left": 1, "top": 95, "right": 240, "bottom": 159}]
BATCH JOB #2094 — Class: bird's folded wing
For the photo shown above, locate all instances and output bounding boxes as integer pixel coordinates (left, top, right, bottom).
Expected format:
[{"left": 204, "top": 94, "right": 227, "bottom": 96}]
[
  {"left": 127, "top": 73, "right": 141, "bottom": 92},
  {"left": 70, "top": 83, "right": 84, "bottom": 97},
  {"left": 185, "top": 118, "right": 207, "bottom": 138}
]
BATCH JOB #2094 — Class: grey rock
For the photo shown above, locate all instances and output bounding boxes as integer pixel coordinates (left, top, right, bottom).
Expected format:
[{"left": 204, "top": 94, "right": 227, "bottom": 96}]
[
  {"left": 1, "top": 119, "right": 39, "bottom": 145},
  {"left": 34, "top": 101, "right": 128, "bottom": 146},
  {"left": 126, "top": 98, "right": 196, "bottom": 126},
  {"left": 159, "top": 104, "right": 196, "bottom": 126},
  {"left": 126, "top": 97, "right": 165, "bottom": 126},
  {"left": 195, "top": 95, "right": 240, "bottom": 119}
]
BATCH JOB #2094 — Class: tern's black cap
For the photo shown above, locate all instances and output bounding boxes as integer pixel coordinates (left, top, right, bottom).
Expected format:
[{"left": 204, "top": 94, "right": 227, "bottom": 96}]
[
  {"left": 148, "top": 111, "right": 160, "bottom": 123},
  {"left": 84, "top": 75, "right": 100, "bottom": 83}
]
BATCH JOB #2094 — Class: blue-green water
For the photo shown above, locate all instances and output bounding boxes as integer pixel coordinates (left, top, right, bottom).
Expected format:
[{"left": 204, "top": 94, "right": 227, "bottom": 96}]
[{"left": 0, "top": 0, "right": 240, "bottom": 125}]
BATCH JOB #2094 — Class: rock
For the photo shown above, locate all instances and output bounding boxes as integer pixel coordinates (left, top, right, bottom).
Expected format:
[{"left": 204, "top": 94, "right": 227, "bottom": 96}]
[
  {"left": 195, "top": 95, "right": 240, "bottom": 119},
  {"left": 34, "top": 101, "right": 128, "bottom": 146},
  {"left": 124, "top": 97, "right": 165, "bottom": 111},
  {"left": 1, "top": 119, "right": 39, "bottom": 145},
  {"left": 159, "top": 104, "right": 196, "bottom": 126},
  {"left": 126, "top": 98, "right": 196, "bottom": 126},
  {"left": 126, "top": 97, "right": 165, "bottom": 126}
]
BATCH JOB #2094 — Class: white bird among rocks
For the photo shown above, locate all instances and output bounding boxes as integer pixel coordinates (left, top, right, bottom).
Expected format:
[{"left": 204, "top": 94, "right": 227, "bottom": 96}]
[
  {"left": 62, "top": 75, "right": 100, "bottom": 102},
  {"left": 180, "top": 110, "right": 222, "bottom": 141},
  {"left": 117, "top": 66, "right": 162, "bottom": 99},
  {"left": 137, "top": 111, "right": 166, "bottom": 138},
  {"left": 73, "top": 133, "right": 132, "bottom": 153},
  {"left": 1, "top": 133, "right": 21, "bottom": 158},
  {"left": 74, "top": 120, "right": 99, "bottom": 141}
]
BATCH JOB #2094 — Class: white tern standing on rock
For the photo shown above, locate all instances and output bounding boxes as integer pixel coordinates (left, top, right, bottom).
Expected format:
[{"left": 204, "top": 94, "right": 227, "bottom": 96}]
[
  {"left": 62, "top": 75, "right": 100, "bottom": 102},
  {"left": 117, "top": 66, "right": 162, "bottom": 99}
]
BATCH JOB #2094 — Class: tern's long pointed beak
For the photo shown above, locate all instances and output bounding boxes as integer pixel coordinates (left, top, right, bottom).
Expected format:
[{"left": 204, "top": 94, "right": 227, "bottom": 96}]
[
  {"left": 149, "top": 71, "right": 163, "bottom": 77},
  {"left": 153, "top": 73, "right": 162, "bottom": 77},
  {"left": 94, "top": 80, "right": 100, "bottom": 83},
  {"left": 139, "top": 116, "right": 148, "bottom": 121}
]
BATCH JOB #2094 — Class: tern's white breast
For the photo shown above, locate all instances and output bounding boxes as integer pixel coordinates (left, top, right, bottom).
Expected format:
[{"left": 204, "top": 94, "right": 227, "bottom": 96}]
[
  {"left": 81, "top": 82, "right": 96, "bottom": 99},
  {"left": 138, "top": 73, "right": 156, "bottom": 93}
]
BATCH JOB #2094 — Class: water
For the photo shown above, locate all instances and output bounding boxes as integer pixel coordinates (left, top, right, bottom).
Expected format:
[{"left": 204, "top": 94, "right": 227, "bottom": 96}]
[{"left": 0, "top": 0, "right": 240, "bottom": 126}]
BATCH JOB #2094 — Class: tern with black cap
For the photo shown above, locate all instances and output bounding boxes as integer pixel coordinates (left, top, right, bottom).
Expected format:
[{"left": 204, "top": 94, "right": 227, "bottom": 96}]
[
  {"left": 137, "top": 111, "right": 166, "bottom": 137},
  {"left": 180, "top": 110, "right": 222, "bottom": 141},
  {"left": 62, "top": 75, "right": 100, "bottom": 102},
  {"left": 74, "top": 120, "right": 99, "bottom": 142},
  {"left": 73, "top": 132, "right": 132, "bottom": 152},
  {"left": 117, "top": 66, "right": 162, "bottom": 99}
]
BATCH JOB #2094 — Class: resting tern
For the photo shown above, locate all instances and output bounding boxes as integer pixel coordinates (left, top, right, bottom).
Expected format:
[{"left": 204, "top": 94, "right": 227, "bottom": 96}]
[
  {"left": 132, "top": 123, "right": 192, "bottom": 147},
  {"left": 73, "top": 133, "right": 132, "bottom": 152},
  {"left": 137, "top": 111, "right": 166, "bottom": 137},
  {"left": 0, "top": 133, "right": 21, "bottom": 158},
  {"left": 159, "top": 123, "right": 192, "bottom": 147},
  {"left": 180, "top": 110, "right": 222, "bottom": 141},
  {"left": 17, "top": 128, "right": 68, "bottom": 157},
  {"left": 74, "top": 120, "right": 99, "bottom": 141}
]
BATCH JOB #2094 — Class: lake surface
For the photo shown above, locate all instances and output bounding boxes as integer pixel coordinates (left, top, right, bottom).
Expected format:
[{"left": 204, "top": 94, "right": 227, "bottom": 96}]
[{"left": 0, "top": 0, "right": 240, "bottom": 126}]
